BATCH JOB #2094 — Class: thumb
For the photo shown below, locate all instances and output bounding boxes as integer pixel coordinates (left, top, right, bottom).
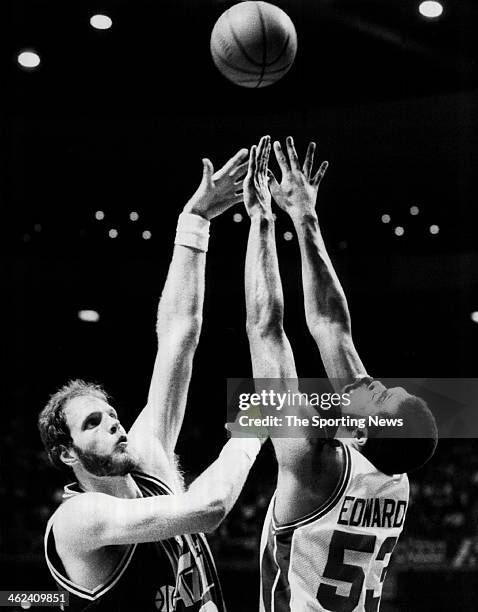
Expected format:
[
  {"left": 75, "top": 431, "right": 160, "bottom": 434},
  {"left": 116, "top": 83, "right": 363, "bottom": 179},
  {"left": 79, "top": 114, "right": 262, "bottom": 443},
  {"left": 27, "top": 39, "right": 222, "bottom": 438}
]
[{"left": 202, "top": 158, "right": 214, "bottom": 186}]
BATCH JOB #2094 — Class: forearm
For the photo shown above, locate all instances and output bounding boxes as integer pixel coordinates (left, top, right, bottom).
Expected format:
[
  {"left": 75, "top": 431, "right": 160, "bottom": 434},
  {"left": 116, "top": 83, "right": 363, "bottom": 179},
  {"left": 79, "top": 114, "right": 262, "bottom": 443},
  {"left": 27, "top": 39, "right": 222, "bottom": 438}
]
[
  {"left": 245, "top": 213, "right": 284, "bottom": 334},
  {"left": 156, "top": 213, "right": 208, "bottom": 340},
  {"left": 291, "top": 211, "right": 350, "bottom": 331},
  {"left": 291, "top": 211, "right": 367, "bottom": 385},
  {"left": 187, "top": 438, "right": 261, "bottom": 527}
]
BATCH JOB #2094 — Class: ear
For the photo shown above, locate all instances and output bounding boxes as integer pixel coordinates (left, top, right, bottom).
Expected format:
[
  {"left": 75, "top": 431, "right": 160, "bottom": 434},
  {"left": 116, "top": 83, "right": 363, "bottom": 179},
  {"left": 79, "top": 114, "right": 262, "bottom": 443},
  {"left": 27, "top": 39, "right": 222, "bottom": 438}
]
[
  {"left": 354, "top": 426, "right": 368, "bottom": 449},
  {"left": 59, "top": 444, "right": 78, "bottom": 468}
]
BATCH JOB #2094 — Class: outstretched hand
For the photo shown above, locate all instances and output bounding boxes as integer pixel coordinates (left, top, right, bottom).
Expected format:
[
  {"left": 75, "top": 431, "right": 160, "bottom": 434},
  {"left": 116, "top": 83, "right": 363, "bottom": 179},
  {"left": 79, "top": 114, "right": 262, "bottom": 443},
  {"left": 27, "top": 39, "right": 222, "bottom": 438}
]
[
  {"left": 269, "top": 136, "right": 328, "bottom": 218},
  {"left": 184, "top": 148, "right": 249, "bottom": 220},
  {"left": 243, "top": 135, "right": 273, "bottom": 219}
]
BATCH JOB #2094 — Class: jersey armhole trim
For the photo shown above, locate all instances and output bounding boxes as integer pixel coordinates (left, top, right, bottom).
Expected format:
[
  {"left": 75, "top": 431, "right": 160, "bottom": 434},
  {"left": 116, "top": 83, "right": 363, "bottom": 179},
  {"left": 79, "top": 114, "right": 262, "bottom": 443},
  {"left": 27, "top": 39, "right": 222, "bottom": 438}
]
[
  {"left": 131, "top": 470, "right": 174, "bottom": 495},
  {"left": 44, "top": 519, "right": 137, "bottom": 601},
  {"left": 272, "top": 444, "right": 352, "bottom": 534}
]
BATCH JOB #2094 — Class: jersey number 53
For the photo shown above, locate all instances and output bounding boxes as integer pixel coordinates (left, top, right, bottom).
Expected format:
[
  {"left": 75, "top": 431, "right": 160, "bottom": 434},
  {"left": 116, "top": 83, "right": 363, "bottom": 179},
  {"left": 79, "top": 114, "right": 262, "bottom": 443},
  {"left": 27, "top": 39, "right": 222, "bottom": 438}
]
[{"left": 317, "top": 530, "right": 398, "bottom": 612}]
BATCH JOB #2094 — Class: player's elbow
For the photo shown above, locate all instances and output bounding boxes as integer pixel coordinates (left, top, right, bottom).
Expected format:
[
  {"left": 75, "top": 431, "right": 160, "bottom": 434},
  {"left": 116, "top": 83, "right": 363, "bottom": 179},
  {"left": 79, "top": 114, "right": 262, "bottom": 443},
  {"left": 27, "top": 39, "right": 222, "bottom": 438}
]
[
  {"left": 184, "top": 489, "right": 228, "bottom": 533},
  {"left": 202, "top": 497, "right": 227, "bottom": 533},
  {"left": 305, "top": 293, "right": 351, "bottom": 333},
  {"left": 306, "top": 314, "right": 351, "bottom": 341}
]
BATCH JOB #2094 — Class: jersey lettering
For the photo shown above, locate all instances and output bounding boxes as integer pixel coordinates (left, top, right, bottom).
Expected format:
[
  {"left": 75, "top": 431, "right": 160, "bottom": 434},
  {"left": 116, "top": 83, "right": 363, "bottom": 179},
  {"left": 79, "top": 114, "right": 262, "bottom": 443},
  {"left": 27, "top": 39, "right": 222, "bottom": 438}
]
[{"left": 338, "top": 496, "right": 408, "bottom": 529}]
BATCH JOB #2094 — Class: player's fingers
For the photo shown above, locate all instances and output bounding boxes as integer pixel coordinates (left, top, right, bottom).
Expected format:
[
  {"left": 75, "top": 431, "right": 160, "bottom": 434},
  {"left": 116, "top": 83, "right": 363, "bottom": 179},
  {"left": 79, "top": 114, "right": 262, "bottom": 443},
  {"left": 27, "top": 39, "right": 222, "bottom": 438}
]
[
  {"left": 286, "top": 136, "right": 301, "bottom": 172},
  {"left": 202, "top": 158, "right": 214, "bottom": 186},
  {"left": 303, "top": 142, "right": 316, "bottom": 179},
  {"left": 312, "top": 160, "right": 329, "bottom": 187},
  {"left": 230, "top": 161, "right": 249, "bottom": 179},
  {"left": 247, "top": 145, "right": 257, "bottom": 178},
  {"left": 258, "top": 135, "right": 270, "bottom": 176},
  {"left": 230, "top": 193, "right": 244, "bottom": 204},
  {"left": 222, "top": 148, "right": 249, "bottom": 174},
  {"left": 264, "top": 137, "right": 271, "bottom": 175},
  {"left": 273, "top": 140, "right": 290, "bottom": 176}
]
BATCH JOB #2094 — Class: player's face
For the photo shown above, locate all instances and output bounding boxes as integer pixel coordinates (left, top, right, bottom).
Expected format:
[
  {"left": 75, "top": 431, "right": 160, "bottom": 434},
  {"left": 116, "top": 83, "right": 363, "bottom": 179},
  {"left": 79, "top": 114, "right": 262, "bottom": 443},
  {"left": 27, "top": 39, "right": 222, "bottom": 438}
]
[
  {"left": 345, "top": 379, "right": 411, "bottom": 419},
  {"left": 64, "top": 395, "right": 137, "bottom": 477},
  {"left": 337, "top": 379, "right": 411, "bottom": 449}
]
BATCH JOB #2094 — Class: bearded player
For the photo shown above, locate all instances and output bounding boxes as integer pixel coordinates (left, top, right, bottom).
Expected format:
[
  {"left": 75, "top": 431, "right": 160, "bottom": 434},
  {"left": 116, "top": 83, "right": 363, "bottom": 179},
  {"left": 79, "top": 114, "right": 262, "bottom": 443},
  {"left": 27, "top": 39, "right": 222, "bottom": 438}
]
[
  {"left": 243, "top": 136, "right": 437, "bottom": 611},
  {"left": 38, "top": 147, "right": 264, "bottom": 611}
]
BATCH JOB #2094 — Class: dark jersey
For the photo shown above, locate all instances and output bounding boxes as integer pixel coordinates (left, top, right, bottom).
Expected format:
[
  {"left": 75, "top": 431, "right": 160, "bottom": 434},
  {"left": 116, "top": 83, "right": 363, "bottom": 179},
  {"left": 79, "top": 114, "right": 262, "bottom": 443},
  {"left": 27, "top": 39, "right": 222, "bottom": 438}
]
[{"left": 44, "top": 471, "right": 225, "bottom": 612}]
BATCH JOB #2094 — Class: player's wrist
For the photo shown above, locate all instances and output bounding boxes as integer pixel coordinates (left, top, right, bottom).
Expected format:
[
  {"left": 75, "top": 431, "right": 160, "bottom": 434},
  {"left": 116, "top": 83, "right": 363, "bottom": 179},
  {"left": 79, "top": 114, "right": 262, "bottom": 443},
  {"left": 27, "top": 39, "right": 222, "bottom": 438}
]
[
  {"left": 175, "top": 211, "right": 210, "bottom": 252},
  {"left": 226, "top": 437, "right": 263, "bottom": 461},
  {"left": 182, "top": 199, "right": 211, "bottom": 221}
]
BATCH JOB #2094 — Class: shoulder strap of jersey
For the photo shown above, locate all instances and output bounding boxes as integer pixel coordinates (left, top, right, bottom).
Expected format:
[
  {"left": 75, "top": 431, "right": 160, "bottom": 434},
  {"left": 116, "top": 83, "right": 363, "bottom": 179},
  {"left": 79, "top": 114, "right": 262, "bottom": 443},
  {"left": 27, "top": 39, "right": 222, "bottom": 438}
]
[
  {"left": 272, "top": 443, "right": 352, "bottom": 534},
  {"left": 131, "top": 470, "right": 174, "bottom": 496}
]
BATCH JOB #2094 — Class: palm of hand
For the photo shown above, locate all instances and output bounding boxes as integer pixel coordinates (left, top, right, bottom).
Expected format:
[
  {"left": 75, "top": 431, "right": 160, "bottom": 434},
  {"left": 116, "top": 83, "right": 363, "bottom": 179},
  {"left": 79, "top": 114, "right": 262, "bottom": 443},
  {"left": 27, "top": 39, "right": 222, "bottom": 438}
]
[
  {"left": 185, "top": 149, "right": 248, "bottom": 220},
  {"left": 243, "top": 136, "right": 273, "bottom": 218},
  {"left": 196, "top": 168, "right": 241, "bottom": 218},
  {"left": 271, "top": 174, "right": 317, "bottom": 214},
  {"left": 244, "top": 172, "right": 272, "bottom": 217}
]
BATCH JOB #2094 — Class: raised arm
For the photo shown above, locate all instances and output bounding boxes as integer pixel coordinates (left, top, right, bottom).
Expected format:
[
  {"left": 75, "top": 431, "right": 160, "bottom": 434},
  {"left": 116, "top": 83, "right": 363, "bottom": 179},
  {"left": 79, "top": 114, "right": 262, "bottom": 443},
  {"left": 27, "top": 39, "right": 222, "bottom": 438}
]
[
  {"left": 243, "top": 136, "right": 317, "bottom": 465},
  {"left": 129, "top": 149, "right": 248, "bottom": 468},
  {"left": 269, "top": 137, "right": 368, "bottom": 391}
]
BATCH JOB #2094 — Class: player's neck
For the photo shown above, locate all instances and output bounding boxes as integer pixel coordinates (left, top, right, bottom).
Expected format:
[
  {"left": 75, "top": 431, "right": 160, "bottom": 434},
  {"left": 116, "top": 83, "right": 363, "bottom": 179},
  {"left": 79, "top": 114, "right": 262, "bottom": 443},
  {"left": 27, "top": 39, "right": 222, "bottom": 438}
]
[{"left": 77, "top": 471, "right": 139, "bottom": 499}]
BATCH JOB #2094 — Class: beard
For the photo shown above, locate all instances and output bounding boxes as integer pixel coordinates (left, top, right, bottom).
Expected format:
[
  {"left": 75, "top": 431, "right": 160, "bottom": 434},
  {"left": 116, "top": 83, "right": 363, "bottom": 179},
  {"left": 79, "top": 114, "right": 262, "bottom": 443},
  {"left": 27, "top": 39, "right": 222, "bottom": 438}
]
[{"left": 73, "top": 444, "right": 138, "bottom": 477}]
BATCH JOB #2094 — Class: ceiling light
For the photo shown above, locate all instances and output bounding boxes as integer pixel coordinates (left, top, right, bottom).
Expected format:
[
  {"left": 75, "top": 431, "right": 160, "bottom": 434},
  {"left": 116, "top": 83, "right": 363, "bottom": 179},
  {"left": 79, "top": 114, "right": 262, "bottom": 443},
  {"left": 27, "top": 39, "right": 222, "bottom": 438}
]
[
  {"left": 18, "top": 51, "right": 41, "bottom": 68},
  {"left": 90, "top": 14, "right": 113, "bottom": 30},
  {"left": 419, "top": 2, "right": 443, "bottom": 19}
]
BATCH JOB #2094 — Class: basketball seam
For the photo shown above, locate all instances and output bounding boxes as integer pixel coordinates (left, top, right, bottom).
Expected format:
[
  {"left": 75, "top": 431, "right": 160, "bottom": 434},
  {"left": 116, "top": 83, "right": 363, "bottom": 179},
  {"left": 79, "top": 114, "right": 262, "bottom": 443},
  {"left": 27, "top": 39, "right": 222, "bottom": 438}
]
[
  {"left": 267, "top": 33, "right": 291, "bottom": 67},
  {"left": 256, "top": 2, "right": 267, "bottom": 87},
  {"left": 225, "top": 11, "right": 263, "bottom": 68},
  {"left": 234, "top": 78, "right": 279, "bottom": 85},
  {"left": 213, "top": 51, "right": 292, "bottom": 77}
]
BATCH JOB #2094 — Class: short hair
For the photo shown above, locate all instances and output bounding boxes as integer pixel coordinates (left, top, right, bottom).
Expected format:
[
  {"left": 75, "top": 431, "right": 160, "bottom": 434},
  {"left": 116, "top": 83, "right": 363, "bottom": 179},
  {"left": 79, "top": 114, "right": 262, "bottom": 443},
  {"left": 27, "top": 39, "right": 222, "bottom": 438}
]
[
  {"left": 38, "top": 379, "right": 109, "bottom": 470},
  {"left": 362, "top": 395, "right": 438, "bottom": 475}
]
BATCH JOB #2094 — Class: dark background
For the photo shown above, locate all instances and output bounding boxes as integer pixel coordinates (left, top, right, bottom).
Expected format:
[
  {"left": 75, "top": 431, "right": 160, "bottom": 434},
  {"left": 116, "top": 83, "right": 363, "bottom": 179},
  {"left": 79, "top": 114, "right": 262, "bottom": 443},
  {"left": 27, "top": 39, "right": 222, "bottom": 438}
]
[{"left": 2, "top": 1, "right": 478, "bottom": 610}]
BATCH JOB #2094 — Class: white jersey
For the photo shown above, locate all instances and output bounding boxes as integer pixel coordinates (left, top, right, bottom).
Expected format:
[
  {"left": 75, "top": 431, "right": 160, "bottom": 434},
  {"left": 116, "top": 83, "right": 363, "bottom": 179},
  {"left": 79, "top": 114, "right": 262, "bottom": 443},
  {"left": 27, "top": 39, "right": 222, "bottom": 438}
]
[{"left": 259, "top": 443, "right": 409, "bottom": 612}]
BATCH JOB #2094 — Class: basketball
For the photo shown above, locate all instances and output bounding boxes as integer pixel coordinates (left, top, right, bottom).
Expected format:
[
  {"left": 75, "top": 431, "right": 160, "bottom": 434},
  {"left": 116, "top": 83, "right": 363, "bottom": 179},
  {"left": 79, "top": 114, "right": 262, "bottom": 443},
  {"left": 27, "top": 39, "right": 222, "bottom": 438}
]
[{"left": 210, "top": 1, "right": 298, "bottom": 89}]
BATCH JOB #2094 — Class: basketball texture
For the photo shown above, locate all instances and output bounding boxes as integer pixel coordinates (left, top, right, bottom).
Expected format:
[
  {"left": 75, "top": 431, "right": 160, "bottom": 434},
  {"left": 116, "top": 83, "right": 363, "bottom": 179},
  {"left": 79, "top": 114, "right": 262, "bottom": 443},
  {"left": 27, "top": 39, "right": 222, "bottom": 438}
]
[{"left": 210, "top": 1, "right": 298, "bottom": 88}]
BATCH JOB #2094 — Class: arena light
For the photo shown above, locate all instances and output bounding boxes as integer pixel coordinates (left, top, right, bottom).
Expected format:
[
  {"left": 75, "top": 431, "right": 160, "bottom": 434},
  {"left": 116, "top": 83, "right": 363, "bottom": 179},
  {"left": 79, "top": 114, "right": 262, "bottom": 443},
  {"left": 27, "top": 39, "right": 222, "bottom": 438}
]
[
  {"left": 410, "top": 206, "right": 420, "bottom": 216},
  {"left": 429, "top": 224, "right": 440, "bottom": 235},
  {"left": 283, "top": 231, "right": 294, "bottom": 241},
  {"left": 471, "top": 312, "right": 478, "bottom": 324},
  {"left": 142, "top": 230, "right": 152, "bottom": 240},
  {"left": 78, "top": 310, "right": 100, "bottom": 323},
  {"left": 95, "top": 210, "right": 104, "bottom": 220},
  {"left": 381, "top": 214, "right": 391, "bottom": 224},
  {"left": 394, "top": 226, "right": 405, "bottom": 237},
  {"left": 233, "top": 213, "right": 243, "bottom": 223},
  {"left": 419, "top": 1, "right": 443, "bottom": 18},
  {"left": 90, "top": 14, "right": 113, "bottom": 30},
  {"left": 129, "top": 211, "right": 139, "bottom": 221},
  {"left": 17, "top": 50, "right": 41, "bottom": 69},
  {"left": 108, "top": 228, "right": 118, "bottom": 238}
]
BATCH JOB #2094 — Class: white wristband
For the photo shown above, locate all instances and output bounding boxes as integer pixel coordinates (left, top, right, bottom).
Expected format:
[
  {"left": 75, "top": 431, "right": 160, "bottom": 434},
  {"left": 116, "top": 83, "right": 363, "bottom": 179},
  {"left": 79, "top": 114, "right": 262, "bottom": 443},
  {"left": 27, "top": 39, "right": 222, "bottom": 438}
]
[
  {"left": 174, "top": 211, "right": 210, "bottom": 252},
  {"left": 226, "top": 437, "right": 262, "bottom": 463}
]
